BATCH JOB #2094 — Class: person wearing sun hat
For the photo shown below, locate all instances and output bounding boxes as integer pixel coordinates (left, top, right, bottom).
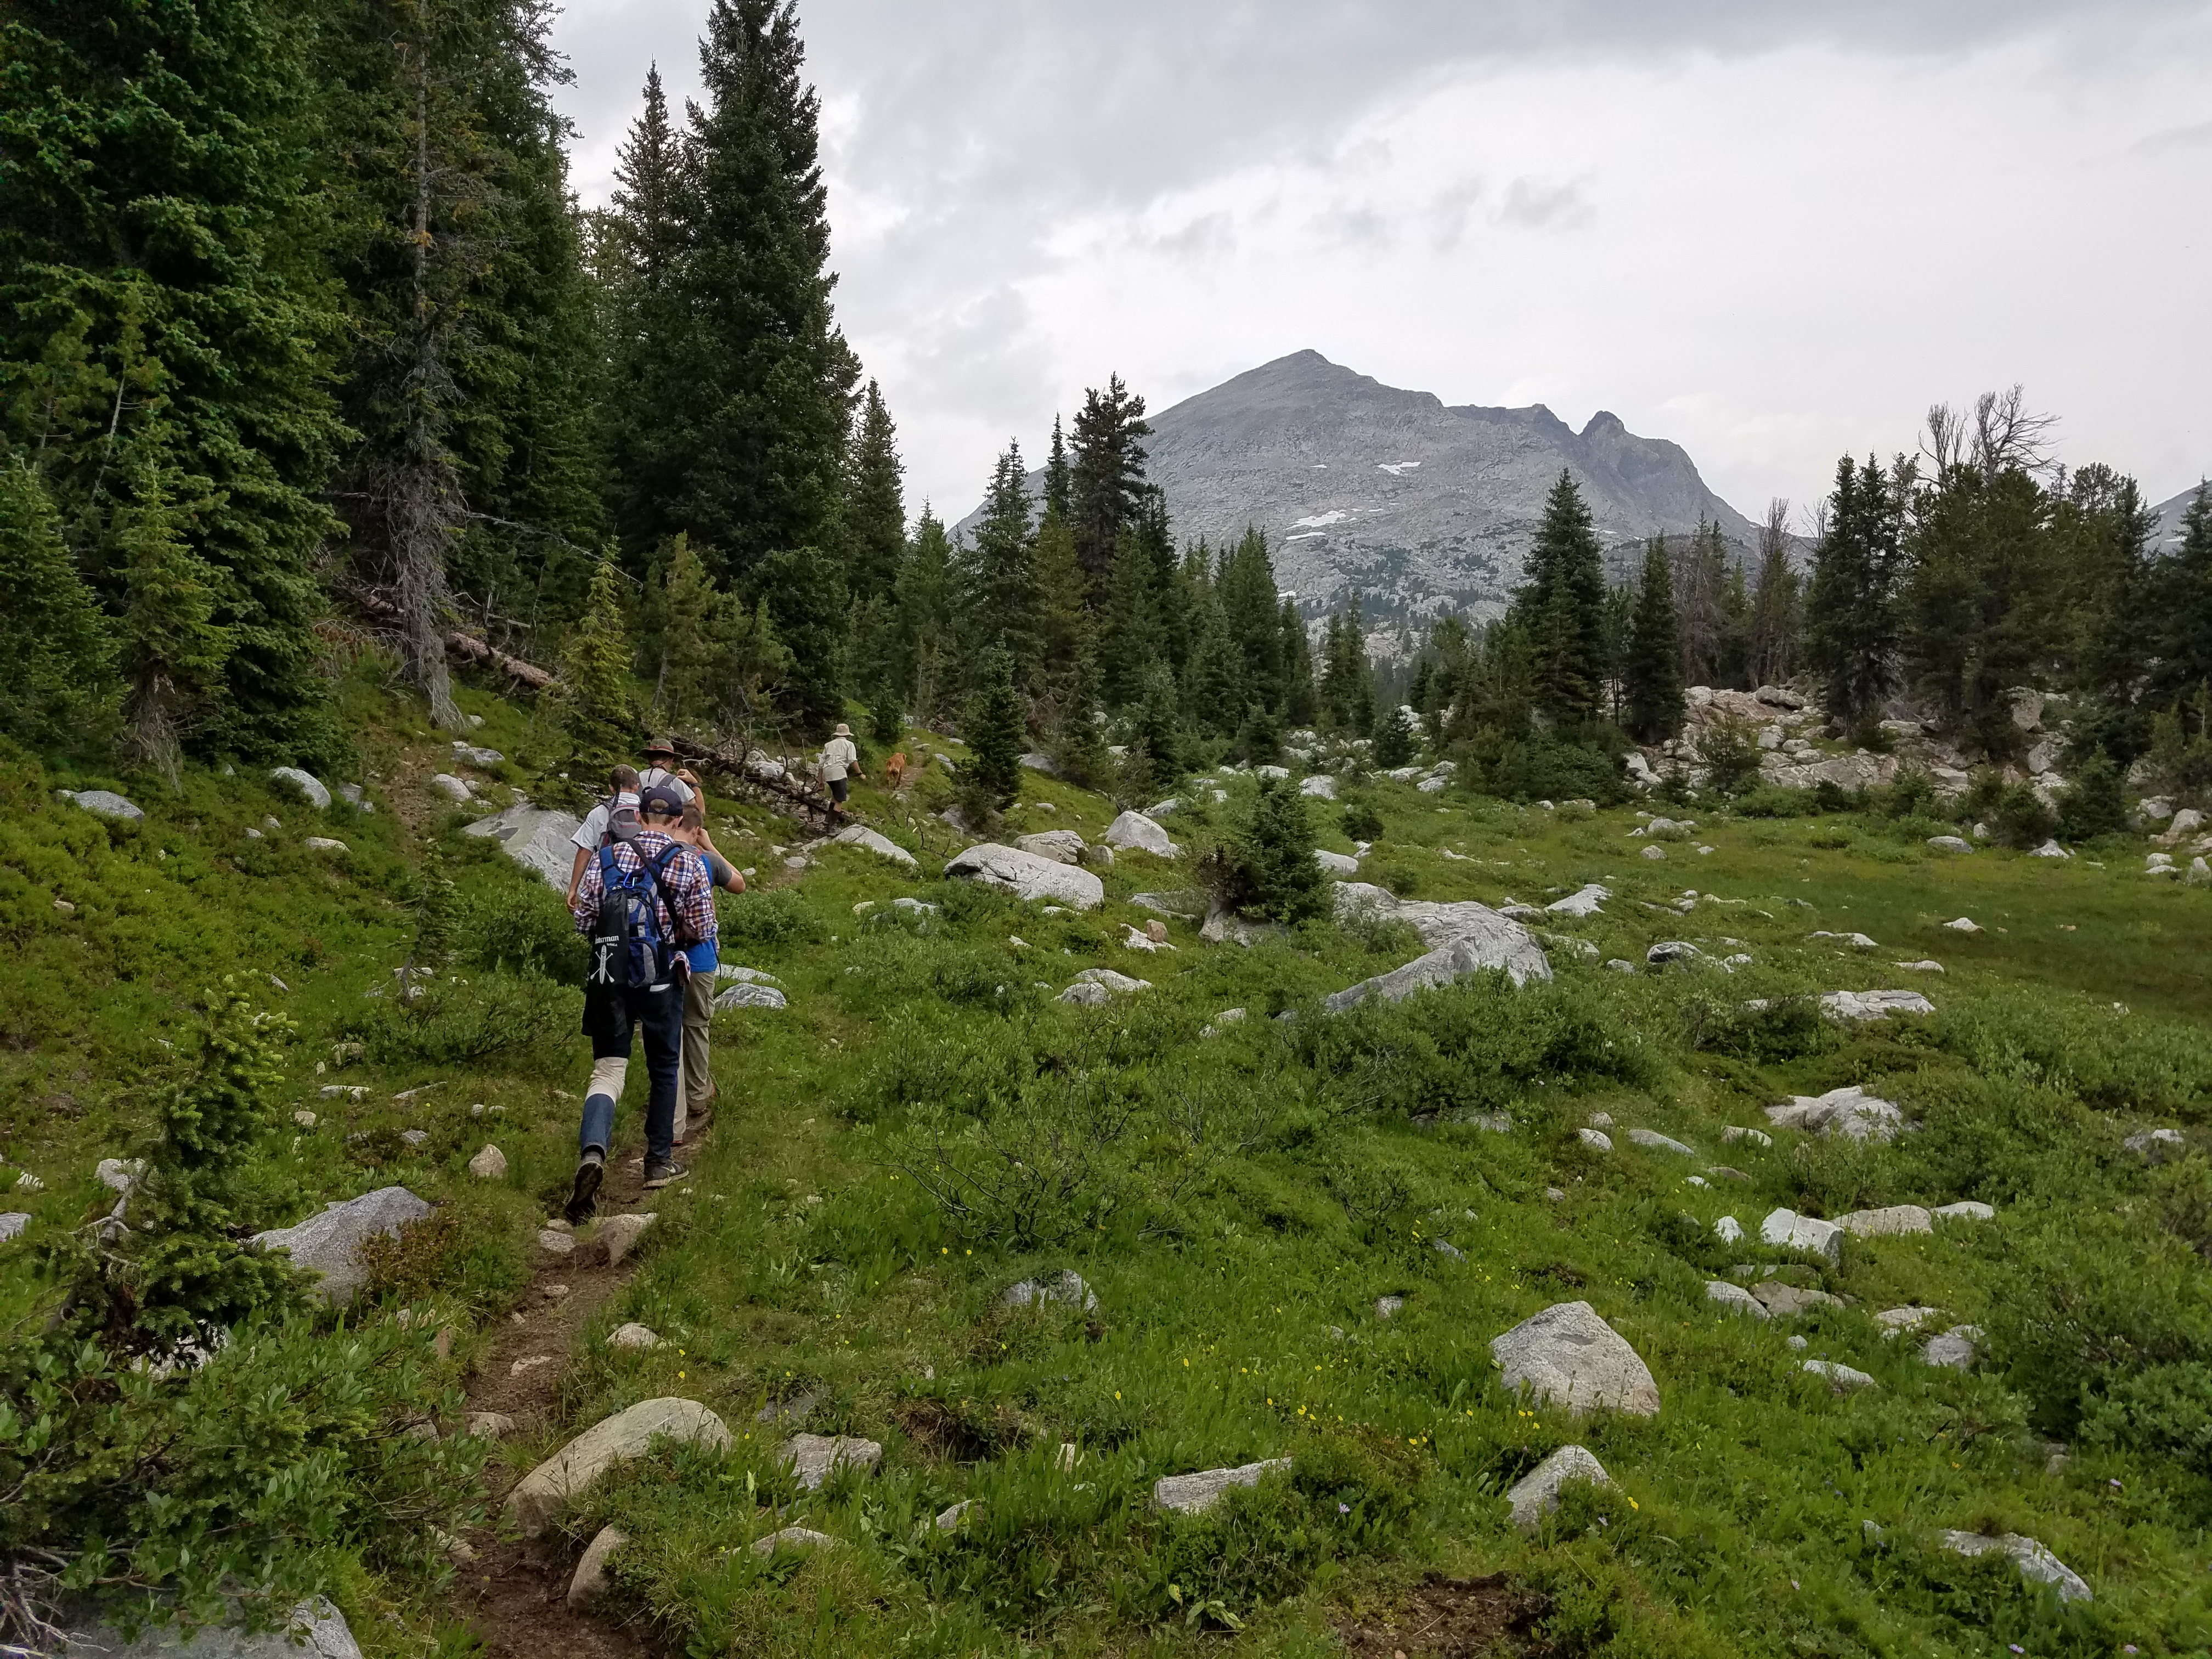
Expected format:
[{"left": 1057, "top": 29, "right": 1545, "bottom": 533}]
[
  {"left": 816, "top": 722, "right": 863, "bottom": 808},
  {"left": 639, "top": 736, "right": 695, "bottom": 806}
]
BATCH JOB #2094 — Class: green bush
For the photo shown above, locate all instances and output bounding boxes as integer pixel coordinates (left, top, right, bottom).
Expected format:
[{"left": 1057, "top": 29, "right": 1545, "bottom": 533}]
[
  {"left": 719, "top": 886, "right": 824, "bottom": 948},
  {"left": 468, "top": 874, "right": 588, "bottom": 979},
  {"left": 2057, "top": 748, "right": 2128, "bottom": 841},
  {"left": 1694, "top": 716, "right": 1763, "bottom": 797},
  {"left": 1339, "top": 799, "right": 1385, "bottom": 842},
  {"left": 1198, "top": 779, "right": 1328, "bottom": 924},
  {"left": 338, "top": 974, "right": 577, "bottom": 1066},
  {"left": 1684, "top": 992, "right": 1827, "bottom": 1061}
]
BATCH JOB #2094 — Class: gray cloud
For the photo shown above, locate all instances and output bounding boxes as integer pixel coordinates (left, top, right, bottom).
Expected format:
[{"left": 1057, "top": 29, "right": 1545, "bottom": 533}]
[{"left": 550, "top": 0, "right": 2212, "bottom": 524}]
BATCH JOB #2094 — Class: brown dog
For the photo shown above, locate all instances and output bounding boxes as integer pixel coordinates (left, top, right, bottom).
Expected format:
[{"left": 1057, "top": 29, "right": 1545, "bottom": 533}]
[{"left": 884, "top": 751, "right": 907, "bottom": 791}]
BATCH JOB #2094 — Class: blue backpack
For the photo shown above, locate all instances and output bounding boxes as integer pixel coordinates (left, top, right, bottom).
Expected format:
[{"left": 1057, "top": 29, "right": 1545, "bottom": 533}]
[{"left": 586, "top": 843, "right": 690, "bottom": 990}]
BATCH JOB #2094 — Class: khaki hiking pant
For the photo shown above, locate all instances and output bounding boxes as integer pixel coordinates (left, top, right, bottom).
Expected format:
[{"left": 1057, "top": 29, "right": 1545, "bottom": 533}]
[{"left": 678, "top": 967, "right": 717, "bottom": 1138}]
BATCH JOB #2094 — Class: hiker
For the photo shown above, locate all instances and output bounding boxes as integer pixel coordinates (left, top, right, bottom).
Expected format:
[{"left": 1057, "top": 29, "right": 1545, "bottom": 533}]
[
  {"left": 640, "top": 737, "right": 696, "bottom": 804},
  {"left": 817, "top": 722, "right": 863, "bottom": 808},
  {"left": 671, "top": 798, "right": 744, "bottom": 1146},
  {"left": 565, "top": 765, "right": 643, "bottom": 904},
  {"left": 563, "top": 782, "right": 714, "bottom": 1220}
]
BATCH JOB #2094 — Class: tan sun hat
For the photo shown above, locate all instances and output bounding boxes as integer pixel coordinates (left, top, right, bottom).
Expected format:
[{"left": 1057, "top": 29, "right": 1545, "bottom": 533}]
[
  {"left": 832, "top": 723, "right": 853, "bottom": 737},
  {"left": 642, "top": 735, "right": 677, "bottom": 757}
]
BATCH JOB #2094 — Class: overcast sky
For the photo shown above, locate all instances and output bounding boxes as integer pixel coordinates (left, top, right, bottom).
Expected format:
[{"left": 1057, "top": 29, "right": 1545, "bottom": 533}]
[{"left": 549, "top": 1, "right": 2212, "bottom": 529}]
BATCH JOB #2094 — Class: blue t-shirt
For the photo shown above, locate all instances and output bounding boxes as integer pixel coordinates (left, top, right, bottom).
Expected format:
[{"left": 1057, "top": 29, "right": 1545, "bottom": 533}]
[{"left": 685, "top": 851, "right": 736, "bottom": 973}]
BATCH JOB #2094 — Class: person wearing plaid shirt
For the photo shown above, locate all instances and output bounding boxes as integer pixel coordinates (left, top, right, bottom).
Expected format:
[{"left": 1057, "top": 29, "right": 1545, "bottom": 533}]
[{"left": 563, "top": 782, "right": 715, "bottom": 1220}]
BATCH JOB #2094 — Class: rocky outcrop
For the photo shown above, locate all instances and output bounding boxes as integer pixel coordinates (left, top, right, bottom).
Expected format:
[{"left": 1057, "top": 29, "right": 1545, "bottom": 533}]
[
  {"left": 1153, "top": 1457, "right": 1293, "bottom": 1514},
  {"left": 1324, "top": 883, "right": 1551, "bottom": 1011},
  {"left": 463, "top": 804, "right": 585, "bottom": 889},
  {"left": 832, "top": 824, "right": 917, "bottom": 868},
  {"left": 1504, "top": 1444, "right": 1612, "bottom": 1528},
  {"left": 252, "top": 1187, "right": 431, "bottom": 1306},
  {"left": 945, "top": 843, "right": 1105, "bottom": 909},
  {"left": 1765, "top": 1085, "right": 1904, "bottom": 1142},
  {"left": 1937, "top": 1531, "right": 2090, "bottom": 1602}
]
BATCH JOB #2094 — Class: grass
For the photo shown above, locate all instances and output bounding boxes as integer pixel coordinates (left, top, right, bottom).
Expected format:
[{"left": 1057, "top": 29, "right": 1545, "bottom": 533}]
[{"left": 4, "top": 674, "right": 2211, "bottom": 1657}]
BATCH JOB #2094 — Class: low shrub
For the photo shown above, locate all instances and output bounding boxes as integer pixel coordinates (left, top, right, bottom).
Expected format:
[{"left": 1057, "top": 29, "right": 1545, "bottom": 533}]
[
  {"left": 338, "top": 973, "right": 577, "bottom": 1066},
  {"left": 719, "top": 886, "right": 824, "bottom": 947}
]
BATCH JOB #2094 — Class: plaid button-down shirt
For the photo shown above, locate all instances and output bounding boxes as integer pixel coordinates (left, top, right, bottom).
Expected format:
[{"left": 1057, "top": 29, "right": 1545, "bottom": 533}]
[{"left": 568, "top": 830, "right": 717, "bottom": 946}]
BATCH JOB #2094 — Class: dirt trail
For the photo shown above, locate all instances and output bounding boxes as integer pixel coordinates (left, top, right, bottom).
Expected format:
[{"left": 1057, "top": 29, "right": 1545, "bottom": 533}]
[{"left": 447, "top": 1155, "right": 667, "bottom": 1659}]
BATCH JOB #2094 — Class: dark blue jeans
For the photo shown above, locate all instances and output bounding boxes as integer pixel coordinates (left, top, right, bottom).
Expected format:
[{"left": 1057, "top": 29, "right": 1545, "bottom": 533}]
[{"left": 579, "top": 979, "right": 683, "bottom": 1166}]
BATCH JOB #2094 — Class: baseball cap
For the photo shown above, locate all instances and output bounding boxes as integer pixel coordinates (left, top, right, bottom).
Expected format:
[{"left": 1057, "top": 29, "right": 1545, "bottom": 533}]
[{"left": 639, "top": 783, "right": 686, "bottom": 819}]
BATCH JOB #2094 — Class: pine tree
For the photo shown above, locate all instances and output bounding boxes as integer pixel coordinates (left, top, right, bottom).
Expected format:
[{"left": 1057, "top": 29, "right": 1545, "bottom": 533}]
[
  {"left": 641, "top": 534, "right": 721, "bottom": 727},
  {"left": 1279, "top": 600, "right": 1317, "bottom": 728},
  {"left": 1373, "top": 704, "right": 1417, "bottom": 766},
  {"left": 1069, "top": 375, "right": 1151, "bottom": 587},
  {"left": 1623, "top": 539, "right": 1685, "bottom": 743},
  {"left": 2050, "top": 465, "right": 2157, "bottom": 761},
  {"left": 672, "top": 0, "right": 859, "bottom": 580},
  {"left": 601, "top": 64, "right": 693, "bottom": 551},
  {"left": 2150, "top": 484, "right": 2212, "bottom": 713},
  {"left": 1515, "top": 471, "right": 1608, "bottom": 726},
  {"left": 321, "top": 0, "right": 592, "bottom": 730},
  {"left": 1748, "top": 502, "right": 1801, "bottom": 689},
  {"left": 1805, "top": 454, "right": 1912, "bottom": 730},
  {"left": 0, "top": 460, "right": 114, "bottom": 749},
  {"left": 114, "top": 461, "right": 230, "bottom": 787},
  {"left": 1050, "top": 645, "right": 1109, "bottom": 785},
  {"left": 755, "top": 543, "right": 845, "bottom": 735},
  {"left": 707, "top": 590, "right": 791, "bottom": 743},
  {"left": 2, "top": 0, "right": 345, "bottom": 762},
  {"left": 1043, "top": 414, "right": 1072, "bottom": 526},
  {"left": 962, "top": 442, "right": 1040, "bottom": 679},
  {"left": 1217, "top": 527, "right": 1283, "bottom": 712},
  {"left": 1319, "top": 600, "right": 1374, "bottom": 733},
  {"left": 1205, "top": 779, "right": 1326, "bottom": 924},
  {"left": 894, "top": 509, "right": 955, "bottom": 719},
  {"left": 963, "top": 647, "right": 1025, "bottom": 808},
  {"left": 1182, "top": 588, "right": 1245, "bottom": 737},
  {"left": 1124, "top": 659, "right": 1186, "bottom": 800},
  {"left": 561, "top": 556, "right": 636, "bottom": 768},
  {"left": 1031, "top": 509, "right": 1090, "bottom": 683},
  {"left": 846, "top": 380, "right": 905, "bottom": 604},
  {"left": 1099, "top": 532, "right": 1162, "bottom": 708}
]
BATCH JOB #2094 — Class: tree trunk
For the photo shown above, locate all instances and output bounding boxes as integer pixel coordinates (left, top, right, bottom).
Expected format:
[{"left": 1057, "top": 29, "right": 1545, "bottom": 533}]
[{"left": 395, "top": 33, "right": 465, "bottom": 732}]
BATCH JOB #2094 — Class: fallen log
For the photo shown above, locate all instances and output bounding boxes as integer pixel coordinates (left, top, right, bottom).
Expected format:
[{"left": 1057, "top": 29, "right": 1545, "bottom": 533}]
[{"left": 353, "top": 591, "right": 556, "bottom": 690}]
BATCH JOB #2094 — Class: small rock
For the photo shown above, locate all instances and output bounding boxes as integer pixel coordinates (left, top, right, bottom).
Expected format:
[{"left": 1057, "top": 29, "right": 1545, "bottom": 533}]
[
  {"left": 1766, "top": 1085, "right": 1904, "bottom": 1142},
  {"left": 1641, "top": 844, "right": 1667, "bottom": 860},
  {"left": 1375, "top": 1295, "right": 1404, "bottom": 1318},
  {"left": 1433, "top": 1237, "right": 1466, "bottom": 1262},
  {"left": 1942, "top": 916, "right": 1981, "bottom": 933},
  {"left": 567, "top": 1525, "right": 628, "bottom": 1609},
  {"left": 1926, "top": 835, "right": 1973, "bottom": 854},
  {"left": 1874, "top": 1307, "right": 1943, "bottom": 1338},
  {"left": 1002, "top": 1268, "right": 1098, "bottom": 1312},
  {"left": 1628, "top": 1128, "right": 1696, "bottom": 1156},
  {"left": 1801, "top": 1359, "right": 1878, "bottom": 1391},
  {"left": 1705, "top": 1280, "right": 1767, "bottom": 1318},
  {"left": 607, "top": 1323, "right": 658, "bottom": 1350},
  {"left": 1937, "top": 1531, "right": 2091, "bottom": 1602},
  {"left": 538, "top": 1228, "right": 577, "bottom": 1257},
  {"left": 1646, "top": 940, "right": 1702, "bottom": 968},
  {"left": 97, "top": 1157, "right": 144, "bottom": 1193},
  {"left": 1892, "top": 959, "right": 1944, "bottom": 972},
  {"left": 752, "top": 1526, "right": 836, "bottom": 1556},
  {"left": 1153, "top": 1457, "right": 1293, "bottom": 1514},
  {"left": 58, "top": 788, "right": 145, "bottom": 822},
  {"left": 1101, "top": 810, "right": 1181, "bottom": 857},
  {"left": 398, "top": 1128, "right": 428, "bottom": 1148},
  {"left": 1504, "top": 1444, "right": 1612, "bottom": 1528},
  {"left": 467, "top": 1144, "right": 507, "bottom": 1180},
  {"left": 1721, "top": 1126, "right": 1773, "bottom": 1147},
  {"left": 507, "top": 1398, "right": 731, "bottom": 1536},
  {"left": 1921, "top": 1324, "right": 1981, "bottom": 1370},
  {"left": 1545, "top": 1187, "right": 1566, "bottom": 1202},
  {"left": 1932, "top": 1200, "right": 1995, "bottom": 1222},
  {"left": 1752, "top": 1281, "right": 1843, "bottom": 1317},
  {"left": 1604, "top": 958, "right": 1638, "bottom": 973},
  {"left": 303, "top": 837, "right": 348, "bottom": 853},
  {"left": 1491, "top": 1301, "right": 1660, "bottom": 1416},
  {"left": 2028, "top": 839, "right": 2071, "bottom": 859},
  {"left": 1787, "top": 1334, "right": 1808, "bottom": 1350},
  {"left": 781, "top": 1433, "right": 883, "bottom": 1490},
  {"left": 1713, "top": 1215, "right": 1743, "bottom": 1242},
  {"left": 511, "top": 1355, "right": 554, "bottom": 1377},
  {"left": 1587, "top": 1111, "right": 1615, "bottom": 1129},
  {"left": 1820, "top": 989, "right": 1934, "bottom": 1022},
  {"left": 0, "top": 1213, "right": 30, "bottom": 1243},
  {"left": 934, "top": 1499, "right": 975, "bottom": 1532},
  {"left": 1577, "top": 1128, "right": 1613, "bottom": 1152},
  {"left": 713, "top": 980, "right": 788, "bottom": 1012},
  {"left": 596, "top": 1210, "right": 657, "bottom": 1267},
  {"left": 1314, "top": 847, "right": 1361, "bottom": 874},
  {"left": 270, "top": 767, "right": 331, "bottom": 810},
  {"left": 427, "top": 774, "right": 473, "bottom": 802},
  {"left": 1760, "top": 1207, "right": 1844, "bottom": 1262},
  {"left": 2123, "top": 1127, "right": 2186, "bottom": 1156}
]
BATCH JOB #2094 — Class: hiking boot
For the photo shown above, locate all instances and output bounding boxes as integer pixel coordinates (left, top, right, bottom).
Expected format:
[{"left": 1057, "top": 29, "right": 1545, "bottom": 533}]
[
  {"left": 565, "top": 1151, "right": 604, "bottom": 1224},
  {"left": 642, "top": 1158, "right": 688, "bottom": 1189},
  {"left": 678, "top": 1104, "right": 714, "bottom": 1144}
]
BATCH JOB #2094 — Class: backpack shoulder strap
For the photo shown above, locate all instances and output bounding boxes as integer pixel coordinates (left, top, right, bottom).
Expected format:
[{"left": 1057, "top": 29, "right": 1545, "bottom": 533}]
[{"left": 644, "top": 842, "right": 697, "bottom": 945}]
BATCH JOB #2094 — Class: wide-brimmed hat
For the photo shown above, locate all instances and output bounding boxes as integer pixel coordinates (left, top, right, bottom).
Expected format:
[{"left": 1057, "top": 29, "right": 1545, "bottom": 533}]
[
  {"left": 832, "top": 723, "right": 853, "bottom": 737},
  {"left": 642, "top": 735, "right": 676, "bottom": 757}
]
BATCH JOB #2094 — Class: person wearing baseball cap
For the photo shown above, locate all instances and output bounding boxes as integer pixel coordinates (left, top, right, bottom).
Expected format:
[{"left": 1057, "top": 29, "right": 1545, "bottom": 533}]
[{"left": 563, "top": 780, "right": 714, "bottom": 1218}]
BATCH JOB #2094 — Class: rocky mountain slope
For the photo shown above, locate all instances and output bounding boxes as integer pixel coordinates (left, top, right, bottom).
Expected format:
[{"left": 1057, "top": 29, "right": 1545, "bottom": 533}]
[{"left": 969, "top": 351, "right": 1757, "bottom": 629}]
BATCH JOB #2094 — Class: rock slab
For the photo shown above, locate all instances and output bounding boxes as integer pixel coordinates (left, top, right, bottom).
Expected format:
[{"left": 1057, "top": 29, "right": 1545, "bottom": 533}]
[
  {"left": 1704, "top": 1280, "right": 1767, "bottom": 1318},
  {"left": 1491, "top": 1301, "right": 1661, "bottom": 1417},
  {"left": 832, "top": 823, "right": 918, "bottom": 867},
  {"left": 1154, "top": 1457, "right": 1293, "bottom": 1514},
  {"left": 566, "top": 1525, "right": 628, "bottom": 1609},
  {"left": 1938, "top": 1531, "right": 2091, "bottom": 1602},
  {"left": 252, "top": 1187, "right": 431, "bottom": 1306},
  {"left": 1102, "top": 810, "right": 1181, "bottom": 856},
  {"left": 945, "top": 843, "right": 1106, "bottom": 909},
  {"left": 1759, "top": 1207, "right": 1844, "bottom": 1262},
  {"left": 64, "top": 1598, "right": 360, "bottom": 1659},
  {"left": 463, "top": 804, "right": 585, "bottom": 890},
  {"left": 1765, "top": 1085, "right": 1904, "bottom": 1143},
  {"left": 507, "top": 1397, "right": 731, "bottom": 1536},
  {"left": 1835, "top": 1204, "right": 1932, "bottom": 1238}
]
